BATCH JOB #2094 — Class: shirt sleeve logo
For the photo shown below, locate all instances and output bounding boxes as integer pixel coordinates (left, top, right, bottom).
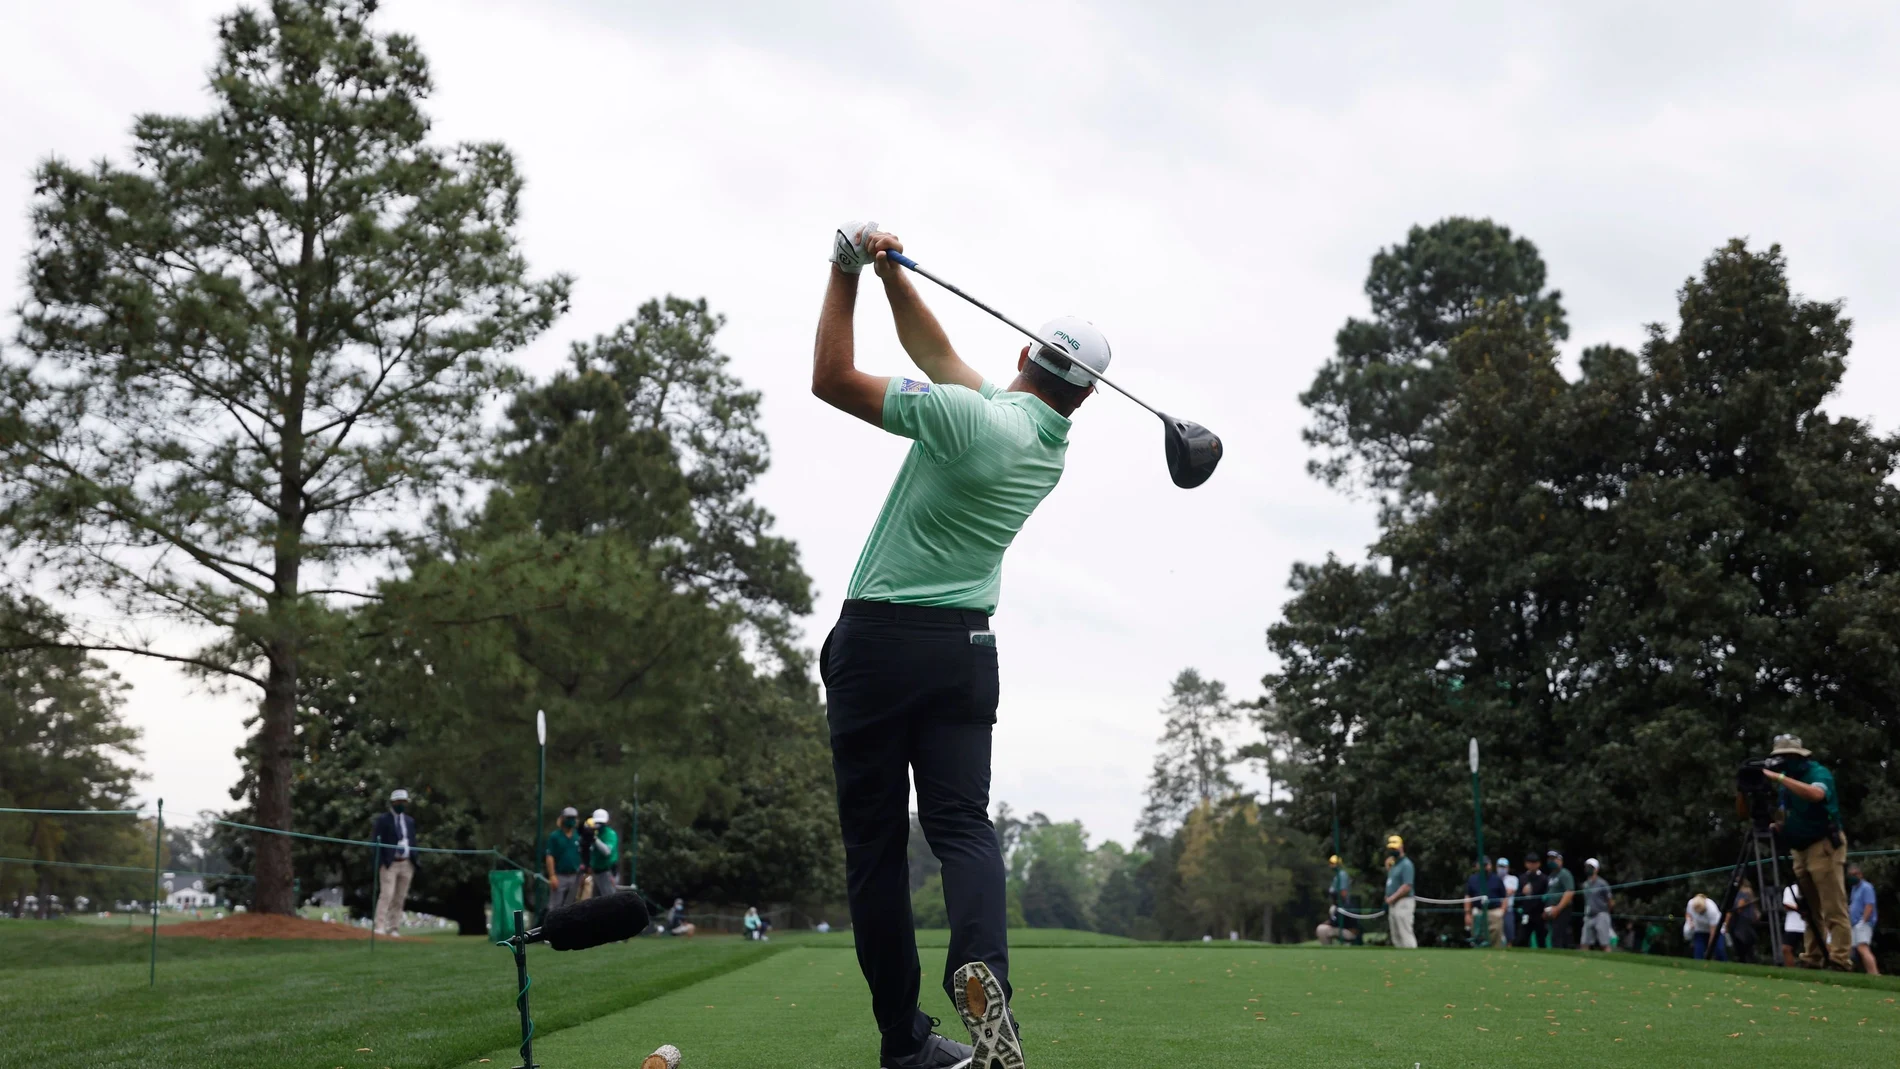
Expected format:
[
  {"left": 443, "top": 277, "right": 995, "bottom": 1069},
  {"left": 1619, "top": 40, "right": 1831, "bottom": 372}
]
[{"left": 899, "top": 378, "right": 931, "bottom": 394}]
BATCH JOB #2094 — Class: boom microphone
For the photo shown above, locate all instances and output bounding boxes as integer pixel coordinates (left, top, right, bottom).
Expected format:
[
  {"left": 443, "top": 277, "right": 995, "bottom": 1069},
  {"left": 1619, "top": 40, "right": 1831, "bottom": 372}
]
[{"left": 523, "top": 893, "right": 651, "bottom": 951}]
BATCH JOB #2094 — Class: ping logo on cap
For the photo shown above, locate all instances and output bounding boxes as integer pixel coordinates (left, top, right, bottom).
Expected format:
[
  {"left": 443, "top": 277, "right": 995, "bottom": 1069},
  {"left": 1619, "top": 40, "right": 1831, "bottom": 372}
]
[{"left": 1053, "top": 330, "right": 1083, "bottom": 352}]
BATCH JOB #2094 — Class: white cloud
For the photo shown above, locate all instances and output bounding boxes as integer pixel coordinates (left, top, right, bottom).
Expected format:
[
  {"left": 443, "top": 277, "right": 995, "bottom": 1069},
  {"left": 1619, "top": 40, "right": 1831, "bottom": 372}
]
[{"left": 3, "top": 0, "right": 1896, "bottom": 844}]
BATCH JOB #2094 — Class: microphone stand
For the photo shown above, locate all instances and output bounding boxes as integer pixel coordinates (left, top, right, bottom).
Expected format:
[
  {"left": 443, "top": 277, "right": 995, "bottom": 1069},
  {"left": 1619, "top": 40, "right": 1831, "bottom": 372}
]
[{"left": 505, "top": 909, "right": 540, "bottom": 1069}]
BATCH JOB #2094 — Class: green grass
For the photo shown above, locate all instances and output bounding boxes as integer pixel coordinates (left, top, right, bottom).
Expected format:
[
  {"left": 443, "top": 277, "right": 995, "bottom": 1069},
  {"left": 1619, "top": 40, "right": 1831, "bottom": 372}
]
[
  {"left": 770, "top": 927, "right": 1139, "bottom": 949},
  {"left": 0, "top": 922, "right": 777, "bottom": 1069},
  {"left": 466, "top": 945, "right": 1900, "bottom": 1068},
  {"left": 10, "top": 921, "right": 1900, "bottom": 1068}
]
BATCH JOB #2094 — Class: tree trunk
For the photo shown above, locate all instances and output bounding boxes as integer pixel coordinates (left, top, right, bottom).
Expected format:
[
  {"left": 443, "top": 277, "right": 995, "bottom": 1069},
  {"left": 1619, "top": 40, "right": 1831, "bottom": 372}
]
[
  {"left": 1262, "top": 901, "right": 1273, "bottom": 944},
  {"left": 252, "top": 648, "right": 298, "bottom": 914}
]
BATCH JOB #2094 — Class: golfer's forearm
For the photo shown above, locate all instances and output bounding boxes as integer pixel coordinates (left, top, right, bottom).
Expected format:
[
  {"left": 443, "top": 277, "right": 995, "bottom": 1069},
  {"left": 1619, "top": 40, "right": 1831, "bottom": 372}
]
[
  {"left": 812, "top": 268, "right": 885, "bottom": 424},
  {"left": 813, "top": 267, "right": 860, "bottom": 392},
  {"left": 882, "top": 269, "right": 980, "bottom": 389}
]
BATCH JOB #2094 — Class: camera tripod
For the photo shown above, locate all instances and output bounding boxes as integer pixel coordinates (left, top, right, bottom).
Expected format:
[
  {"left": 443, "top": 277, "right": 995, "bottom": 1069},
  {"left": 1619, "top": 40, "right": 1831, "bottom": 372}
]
[{"left": 1713, "top": 806, "right": 1788, "bottom": 963}]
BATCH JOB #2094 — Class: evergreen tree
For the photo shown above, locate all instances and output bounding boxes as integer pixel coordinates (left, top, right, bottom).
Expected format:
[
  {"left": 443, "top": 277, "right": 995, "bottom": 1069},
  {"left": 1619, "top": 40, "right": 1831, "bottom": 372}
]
[
  {"left": 1138, "top": 669, "right": 1240, "bottom": 837},
  {"left": 1269, "top": 236, "right": 1900, "bottom": 913},
  {"left": 0, "top": 0, "right": 565, "bottom": 912}
]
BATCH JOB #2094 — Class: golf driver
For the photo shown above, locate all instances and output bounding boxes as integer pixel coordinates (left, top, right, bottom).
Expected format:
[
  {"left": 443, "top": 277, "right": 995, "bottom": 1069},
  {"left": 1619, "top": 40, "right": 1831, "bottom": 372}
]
[{"left": 881, "top": 250, "right": 1223, "bottom": 489}]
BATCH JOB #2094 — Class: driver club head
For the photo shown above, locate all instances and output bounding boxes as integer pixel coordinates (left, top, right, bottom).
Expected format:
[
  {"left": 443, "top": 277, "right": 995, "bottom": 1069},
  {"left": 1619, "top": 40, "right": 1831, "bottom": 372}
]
[{"left": 1161, "top": 415, "right": 1222, "bottom": 489}]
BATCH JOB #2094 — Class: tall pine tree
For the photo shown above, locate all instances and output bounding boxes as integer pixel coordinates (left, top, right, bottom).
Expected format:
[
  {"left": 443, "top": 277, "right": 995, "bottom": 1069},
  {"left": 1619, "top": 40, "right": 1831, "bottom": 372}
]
[{"left": 0, "top": 1, "right": 566, "bottom": 911}]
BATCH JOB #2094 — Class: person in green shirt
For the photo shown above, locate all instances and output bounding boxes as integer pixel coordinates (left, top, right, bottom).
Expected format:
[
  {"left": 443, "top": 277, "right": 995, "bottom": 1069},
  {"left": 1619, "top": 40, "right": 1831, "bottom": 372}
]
[
  {"left": 1767, "top": 733, "right": 1852, "bottom": 970},
  {"left": 543, "top": 806, "right": 583, "bottom": 912},
  {"left": 585, "top": 808, "right": 620, "bottom": 897},
  {"left": 1317, "top": 855, "right": 1356, "bottom": 945},
  {"left": 813, "top": 222, "right": 1114, "bottom": 1069}
]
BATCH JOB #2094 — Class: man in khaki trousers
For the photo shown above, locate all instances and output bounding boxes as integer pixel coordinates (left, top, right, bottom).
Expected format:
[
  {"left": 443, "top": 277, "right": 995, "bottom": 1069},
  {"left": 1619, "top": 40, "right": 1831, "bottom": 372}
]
[
  {"left": 1766, "top": 733, "right": 1853, "bottom": 971},
  {"left": 372, "top": 788, "right": 419, "bottom": 937}
]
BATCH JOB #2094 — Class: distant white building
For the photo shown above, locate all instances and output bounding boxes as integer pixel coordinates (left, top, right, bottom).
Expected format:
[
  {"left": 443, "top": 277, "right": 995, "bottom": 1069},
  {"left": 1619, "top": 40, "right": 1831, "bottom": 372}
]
[{"left": 165, "top": 876, "right": 217, "bottom": 909}]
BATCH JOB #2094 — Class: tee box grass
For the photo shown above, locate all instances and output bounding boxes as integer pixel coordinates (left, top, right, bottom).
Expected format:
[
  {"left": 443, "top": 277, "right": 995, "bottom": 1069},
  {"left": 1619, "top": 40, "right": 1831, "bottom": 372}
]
[{"left": 5, "top": 921, "right": 1899, "bottom": 1068}]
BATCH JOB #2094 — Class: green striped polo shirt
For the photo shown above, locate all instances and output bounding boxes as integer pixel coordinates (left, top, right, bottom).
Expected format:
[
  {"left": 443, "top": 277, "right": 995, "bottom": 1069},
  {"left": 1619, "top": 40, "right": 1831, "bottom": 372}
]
[{"left": 845, "top": 376, "right": 1070, "bottom": 614}]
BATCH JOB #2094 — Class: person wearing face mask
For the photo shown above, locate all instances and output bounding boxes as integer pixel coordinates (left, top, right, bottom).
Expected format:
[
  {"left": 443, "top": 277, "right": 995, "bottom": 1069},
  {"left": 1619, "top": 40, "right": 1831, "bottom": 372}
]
[
  {"left": 371, "top": 788, "right": 419, "bottom": 937},
  {"left": 545, "top": 806, "right": 584, "bottom": 912}
]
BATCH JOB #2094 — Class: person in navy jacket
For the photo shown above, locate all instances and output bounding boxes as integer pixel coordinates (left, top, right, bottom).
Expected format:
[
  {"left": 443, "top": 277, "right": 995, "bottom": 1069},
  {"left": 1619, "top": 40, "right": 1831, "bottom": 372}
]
[{"left": 372, "top": 788, "right": 419, "bottom": 936}]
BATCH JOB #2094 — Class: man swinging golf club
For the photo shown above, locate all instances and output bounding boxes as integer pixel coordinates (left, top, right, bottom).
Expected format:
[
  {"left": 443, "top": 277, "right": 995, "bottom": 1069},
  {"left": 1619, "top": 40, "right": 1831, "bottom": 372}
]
[{"left": 812, "top": 221, "right": 1102, "bottom": 1069}]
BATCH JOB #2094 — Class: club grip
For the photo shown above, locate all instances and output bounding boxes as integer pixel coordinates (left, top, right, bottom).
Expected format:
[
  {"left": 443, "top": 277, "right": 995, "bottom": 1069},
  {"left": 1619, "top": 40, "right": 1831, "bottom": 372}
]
[{"left": 882, "top": 250, "right": 919, "bottom": 270}]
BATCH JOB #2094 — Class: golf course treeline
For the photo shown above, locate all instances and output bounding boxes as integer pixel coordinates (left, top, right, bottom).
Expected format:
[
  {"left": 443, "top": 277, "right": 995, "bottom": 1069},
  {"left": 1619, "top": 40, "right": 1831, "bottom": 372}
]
[
  {"left": 0, "top": 0, "right": 837, "bottom": 927},
  {"left": 1268, "top": 220, "right": 1900, "bottom": 945}
]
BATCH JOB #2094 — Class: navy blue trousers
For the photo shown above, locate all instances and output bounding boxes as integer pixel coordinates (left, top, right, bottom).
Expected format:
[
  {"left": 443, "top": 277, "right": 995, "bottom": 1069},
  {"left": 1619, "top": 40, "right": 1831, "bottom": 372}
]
[{"left": 822, "top": 600, "right": 1010, "bottom": 1058}]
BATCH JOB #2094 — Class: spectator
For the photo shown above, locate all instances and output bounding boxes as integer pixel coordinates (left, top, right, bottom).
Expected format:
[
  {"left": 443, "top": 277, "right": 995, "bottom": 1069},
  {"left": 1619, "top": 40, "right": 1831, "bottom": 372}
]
[
  {"left": 371, "top": 788, "right": 418, "bottom": 938},
  {"left": 1847, "top": 864, "right": 1878, "bottom": 975},
  {"left": 1543, "top": 851, "right": 1576, "bottom": 949},
  {"left": 1463, "top": 861, "right": 1490, "bottom": 946},
  {"left": 1516, "top": 854, "right": 1549, "bottom": 949},
  {"left": 544, "top": 806, "right": 583, "bottom": 912},
  {"left": 1780, "top": 883, "right": 1807, "bottom": 968},
  {"left": 1383, "top": 835, "right": 1417, "bottom": 948},
  {"left": 1684, "top": 893, "right": 1727, "bottom": 961},
  {"left": 1316, "top": 855, "right": 1355, "bottom": 946},
  {"left": 667, "top": 897, "right": 690, "bottom": 935},
  {"left": 1578, "top": 859, "right": 1613, "bottom": 952},
  {"left": 576, "top": 812, "right": 598, "bottom": 899},
  {"left": 1497, "top": 858, "right": 1518, "bottom": 946},
  {"left": 744, "top": 906, "right": 764, "bottom": 940},
  {"left": 1729, "top": 877, "right": 1761, "bottom": 964},
  {"left": 1766, "top": 733, "right": 1851, "bottom": 971},
  {"left": 587, "top": 809, "right": 620, "bottom": 897},
  {"left": 1484, "top": 861, "right": 1510, "bottom": 948}
]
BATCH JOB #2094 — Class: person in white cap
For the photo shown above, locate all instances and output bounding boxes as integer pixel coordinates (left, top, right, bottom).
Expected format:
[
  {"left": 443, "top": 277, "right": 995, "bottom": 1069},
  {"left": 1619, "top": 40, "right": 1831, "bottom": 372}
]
[
  {"left": 371, "top": 788, "right": 418, "bottom": 936},
  {"left": 1578, "top": 858, "right": 1613, "bottom": 951},
  {"left": 1496, "top": 858, "right": 1518, "bottom": 946},
  {"left": 810, "top": 222, "right": 1101, "bottom": 1069},
  {"left": 585, "top": 808, "right": 619, "bottom": 897}
]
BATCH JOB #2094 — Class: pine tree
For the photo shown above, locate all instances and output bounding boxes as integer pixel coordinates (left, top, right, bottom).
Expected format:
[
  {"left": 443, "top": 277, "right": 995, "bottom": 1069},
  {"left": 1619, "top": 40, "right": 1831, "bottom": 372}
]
[{"left": 0, "top": 1, "right": 566, "bottom": 911}]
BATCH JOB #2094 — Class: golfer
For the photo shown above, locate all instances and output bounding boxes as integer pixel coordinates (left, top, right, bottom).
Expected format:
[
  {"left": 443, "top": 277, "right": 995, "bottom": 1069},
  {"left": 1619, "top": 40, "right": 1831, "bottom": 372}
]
[{"left": 812, "top": 221, "right": 1107, "bottom": 1069}]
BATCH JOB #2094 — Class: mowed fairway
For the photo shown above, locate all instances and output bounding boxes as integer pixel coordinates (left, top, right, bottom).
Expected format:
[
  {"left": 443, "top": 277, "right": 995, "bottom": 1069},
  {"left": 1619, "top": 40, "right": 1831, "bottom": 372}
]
[
  {"left": 7, "top": 921, "right": 1900, "bottom": 1068},
  {"left": 468, "top": 945, "right": 1900, "bottom": 1069}
]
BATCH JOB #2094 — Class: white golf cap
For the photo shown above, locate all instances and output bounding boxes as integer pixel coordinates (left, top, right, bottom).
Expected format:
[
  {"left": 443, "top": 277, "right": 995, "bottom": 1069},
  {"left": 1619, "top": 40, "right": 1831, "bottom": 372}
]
[
  {"left": 389, "top": 788, "right": 409, "bottom": 801},
  {"left": 1586, "top": 857, "right": 1600, "bottom": 870},
  {"left": 1029, "top": 316, "right": 1111, "bottom": 388},
  {"left": 1496, "top": 857, "right": 1510, "bottom": 869},
  {"left": 592, "top": 808, "right": 610, "bottom": 824}
]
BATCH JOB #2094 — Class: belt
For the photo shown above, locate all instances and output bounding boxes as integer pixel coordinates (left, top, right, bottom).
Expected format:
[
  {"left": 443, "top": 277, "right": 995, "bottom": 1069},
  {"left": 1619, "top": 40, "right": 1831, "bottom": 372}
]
[{"left": 841, "top": 598, "right": 989, "bottom": 629}]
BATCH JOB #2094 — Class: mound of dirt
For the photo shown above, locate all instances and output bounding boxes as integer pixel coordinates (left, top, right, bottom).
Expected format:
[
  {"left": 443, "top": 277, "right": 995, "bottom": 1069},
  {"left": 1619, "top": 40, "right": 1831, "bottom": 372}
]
[{"left": 158, "top": 913, "right": 376, "bottom": 940}]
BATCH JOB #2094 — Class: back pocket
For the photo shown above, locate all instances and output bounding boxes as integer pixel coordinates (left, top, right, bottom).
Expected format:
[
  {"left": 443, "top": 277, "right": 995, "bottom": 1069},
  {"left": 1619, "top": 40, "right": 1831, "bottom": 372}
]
[{"left": 968, "top": 638, "right": 999, "bottom": 723}]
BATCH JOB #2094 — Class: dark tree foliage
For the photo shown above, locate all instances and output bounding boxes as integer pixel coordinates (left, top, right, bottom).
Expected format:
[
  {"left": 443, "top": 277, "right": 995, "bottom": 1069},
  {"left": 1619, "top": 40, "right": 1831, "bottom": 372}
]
[
  {"left": 1301, "top": 217, "right": 1567, "bottom": 497},
  {"left": 224, "top": 298, "right": 840, "bottom": 928},
  {"left": 1270, "top": 239, "right": 1900, "bottom": 923},
  {"left": 0, "top": 594, "right": 146, "bottom": 911},
  {"left": 0, "top": 0, "right": 565, "bottom": 912}
]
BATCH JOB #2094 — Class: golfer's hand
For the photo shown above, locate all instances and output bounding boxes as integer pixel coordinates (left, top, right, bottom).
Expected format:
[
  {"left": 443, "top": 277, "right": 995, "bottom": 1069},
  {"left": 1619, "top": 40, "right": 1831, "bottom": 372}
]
[
  {"left": 866, "top": 230, "right": 905, "bottom": 278},
  {"left": 830, "top": 220, "right": 877, "bottom": 274}
]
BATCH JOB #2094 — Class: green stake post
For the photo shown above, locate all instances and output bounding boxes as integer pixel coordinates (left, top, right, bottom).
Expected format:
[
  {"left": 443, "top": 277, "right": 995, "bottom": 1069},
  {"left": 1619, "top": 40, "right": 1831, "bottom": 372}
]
[
  {"left": 149, "top": 798, "right": 162, "bottom": 986},
  {"left": 535, "top": 710, "right": 547, "bottom": 918},
  {"left": 628, "top": 772, "right": 639, "bottom": 890},
  {"left": 1470, "top": 738, "right": 1487, "bottom": 945}
]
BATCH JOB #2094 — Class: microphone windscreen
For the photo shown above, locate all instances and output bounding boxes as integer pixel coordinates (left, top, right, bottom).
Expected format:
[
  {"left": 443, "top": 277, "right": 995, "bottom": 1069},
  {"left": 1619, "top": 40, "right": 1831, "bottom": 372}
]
[{"left": 541, "top": 893, "right": 651, "bottom": 951}]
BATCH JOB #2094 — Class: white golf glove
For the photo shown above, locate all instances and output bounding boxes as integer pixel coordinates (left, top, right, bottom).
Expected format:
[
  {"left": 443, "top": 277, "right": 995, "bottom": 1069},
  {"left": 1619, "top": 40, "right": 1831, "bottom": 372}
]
[{"left": 830, "top": 220, "right": 878, "bottom": 273}]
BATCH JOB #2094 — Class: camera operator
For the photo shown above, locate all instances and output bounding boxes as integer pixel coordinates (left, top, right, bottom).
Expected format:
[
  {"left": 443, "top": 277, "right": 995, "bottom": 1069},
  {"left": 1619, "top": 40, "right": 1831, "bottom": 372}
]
[{"left": 1766, "top": 734, "right": 1852, "bottom": 971}]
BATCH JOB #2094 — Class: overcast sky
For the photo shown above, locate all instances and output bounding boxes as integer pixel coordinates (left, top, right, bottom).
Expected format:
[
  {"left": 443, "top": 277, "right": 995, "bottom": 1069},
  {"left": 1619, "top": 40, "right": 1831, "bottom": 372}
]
[{"left": 5, "top": 1, "right": 1899, "bottom": 846}]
